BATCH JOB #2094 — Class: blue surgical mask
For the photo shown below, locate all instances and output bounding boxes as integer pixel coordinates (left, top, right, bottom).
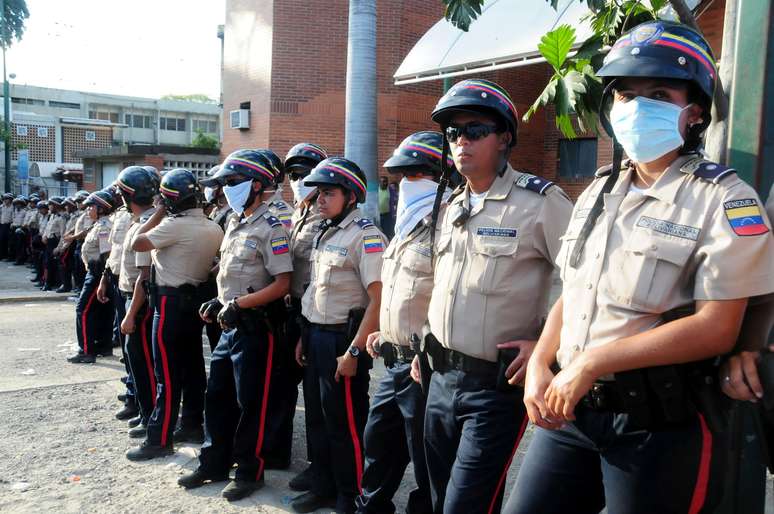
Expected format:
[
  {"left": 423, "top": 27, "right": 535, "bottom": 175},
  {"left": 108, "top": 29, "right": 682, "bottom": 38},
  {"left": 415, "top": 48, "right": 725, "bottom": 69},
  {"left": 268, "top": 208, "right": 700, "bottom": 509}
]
[
  {"left": 223, "top": 179, "right": 253, "bottom": 216},
  {"left": 610, "top": 96, "right": 689, "bottom": 163}
]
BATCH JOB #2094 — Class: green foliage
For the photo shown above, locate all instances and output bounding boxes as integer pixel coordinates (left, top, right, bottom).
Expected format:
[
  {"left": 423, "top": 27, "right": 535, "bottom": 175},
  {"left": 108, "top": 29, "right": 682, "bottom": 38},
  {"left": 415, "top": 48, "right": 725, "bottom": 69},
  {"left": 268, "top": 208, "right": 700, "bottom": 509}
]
[
  {"left": 0, "top": 0, "right": 29, "bottom": 49},
  {"left": 161, "top": 93, "right": 217, "bottom": 104},
  {"left": 191, "top": 129, "right": 219, "bottom": 150},
  {"left": 441, "top": 0, "right": 671, "bottom": 137}
]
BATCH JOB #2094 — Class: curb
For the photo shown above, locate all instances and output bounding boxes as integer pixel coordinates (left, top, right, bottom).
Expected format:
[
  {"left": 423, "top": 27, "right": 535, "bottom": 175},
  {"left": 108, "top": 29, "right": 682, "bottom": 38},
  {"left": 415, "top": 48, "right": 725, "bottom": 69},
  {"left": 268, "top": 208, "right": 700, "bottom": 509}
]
[{"left": 0, "top": 294, "right": 73, "bottom": 304}]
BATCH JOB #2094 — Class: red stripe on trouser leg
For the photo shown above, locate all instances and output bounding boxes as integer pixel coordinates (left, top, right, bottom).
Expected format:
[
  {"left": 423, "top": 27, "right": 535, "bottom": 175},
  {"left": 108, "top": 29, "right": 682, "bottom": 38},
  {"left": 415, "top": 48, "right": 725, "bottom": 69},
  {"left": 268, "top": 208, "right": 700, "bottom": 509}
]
[
  {"left": 140, "top": 307, "right": 156, "bottom": 405},
  {"left": 156, "top": 296, "right": 172, "bottom": 446},
  {"left": 688, "top": 413, "right": 713, "bottom": 514},
  {"left": 81, "top": 287, "right": 98, "bottom": 354},
  {"left": 344, "top": 376, "right": 364, "bottom": 494},
  {"left": 486, "top": 414, "right": 529, "bottom": 514},
  {"left": 254, "top": 331, "right": 274, "bottom": 481}
]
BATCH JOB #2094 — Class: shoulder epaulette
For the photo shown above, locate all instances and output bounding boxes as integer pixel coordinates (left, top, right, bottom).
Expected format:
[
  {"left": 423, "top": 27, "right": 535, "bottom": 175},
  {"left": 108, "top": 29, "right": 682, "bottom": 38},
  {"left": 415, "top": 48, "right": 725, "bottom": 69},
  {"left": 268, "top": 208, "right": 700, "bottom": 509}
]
[
  {"left": 264, "top": 214, "right": 283, "bottom": 228},
  {"left": 515, "top": 173, "right": 555, "bottom": 195},
  {"left": 680, "top": 156, "right": 736, "bottom": 184},
  {"left": 270, "top": 200, "right": 290, "bottom": 211},
  {"left": 355, "top": 217, "right": 375, "bottom": 230},
  {"left": 594, "top": 159, "right": 632, "bottom": 178}
]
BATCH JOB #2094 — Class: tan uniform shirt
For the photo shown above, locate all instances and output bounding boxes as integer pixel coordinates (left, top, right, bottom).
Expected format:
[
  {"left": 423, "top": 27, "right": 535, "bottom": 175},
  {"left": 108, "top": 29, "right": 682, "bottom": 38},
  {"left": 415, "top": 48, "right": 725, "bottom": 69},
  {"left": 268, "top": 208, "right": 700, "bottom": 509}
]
[
  {"left": 301, "top": 209, "right": 385, "bottom": 325},
  {"left": 0, "top": 203, "right": 12, "bottom": 224},
  {"left": 74, "top": 211, "right": 94, "bottom": 236},
  {"left": 556, "top": 155, "right": 774, "bottom": 369},
  {"left": 106, "top": 208, "right": 132, "bottom": 275},
  {"left": 289, "top": 199, "right": 323, "bottom": 299},
  {"left": 118, "top": 208, "right": 156, "bottom": 293},
  {"left": 380, "top": 215, "right": 435, "bottom": 347},
  {"left": 42, "top": 213, "right": 66, "bottom": 239},
  {"left": 55, "top": 213, "right": 78, "bottom": 252},
  {"left": 11, "top": 208, "right": 26, "bottom": 227},
  {"left": 81, "top": 217, "right": 113, "bottom": 265},
  {"left": 428, "top": 165, "right": 573, "bottom": 362},
  {"left": 209, "top": 204, "right": 234, "bottom": 231},
  {"left": 145, "top": 209, "right": 223, "bottom": 287},
  {"left": 268, "top": 191, "right": 293, "bottom": 229},
  {"left": 216, "top": 203, "right": 293, "bottom": 303},
  {"left": 22, "top": 209, "right": 36, "bottom": 228},
  {"left": 38, "top": 212, "right": 48, "bottom": 235}
]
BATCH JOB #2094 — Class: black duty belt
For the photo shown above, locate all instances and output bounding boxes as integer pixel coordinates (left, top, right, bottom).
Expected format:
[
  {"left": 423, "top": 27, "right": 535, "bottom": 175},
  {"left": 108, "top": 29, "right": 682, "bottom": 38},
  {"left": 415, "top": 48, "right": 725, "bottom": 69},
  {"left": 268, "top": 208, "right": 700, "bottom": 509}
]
[
  {"left": 309, "top": 322, "right": 349, "bottom": 334},
  {"left": 581, "top": 381, "right": 626, "bottom": 412},
  {"left": 155, "top": 284, "right": 197, "bottom": 296},
  {"left": 427, "top": 338, "right": 498, "bottom": 375},
  {"left": 380, "top": 341, "right": 416, "bottom": 363}
]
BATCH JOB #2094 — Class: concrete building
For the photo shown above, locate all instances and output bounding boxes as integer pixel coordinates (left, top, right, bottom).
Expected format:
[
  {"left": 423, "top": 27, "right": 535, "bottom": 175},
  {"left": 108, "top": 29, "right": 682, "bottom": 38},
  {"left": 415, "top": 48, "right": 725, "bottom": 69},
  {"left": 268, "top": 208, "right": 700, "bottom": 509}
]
[
  {"left": 220, "top": 0, "right": 725, "bottom": 202},
  {"left": 1, "top": 84, "right": 222, "bottom": 195}
]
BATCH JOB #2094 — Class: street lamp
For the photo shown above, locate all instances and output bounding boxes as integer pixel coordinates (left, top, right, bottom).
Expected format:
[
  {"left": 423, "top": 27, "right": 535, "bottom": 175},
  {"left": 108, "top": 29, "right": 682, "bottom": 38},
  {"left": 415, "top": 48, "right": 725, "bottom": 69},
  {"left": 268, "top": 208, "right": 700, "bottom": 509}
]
[{"left": 1, "top": 0, "right": 9, "bottom": 194}]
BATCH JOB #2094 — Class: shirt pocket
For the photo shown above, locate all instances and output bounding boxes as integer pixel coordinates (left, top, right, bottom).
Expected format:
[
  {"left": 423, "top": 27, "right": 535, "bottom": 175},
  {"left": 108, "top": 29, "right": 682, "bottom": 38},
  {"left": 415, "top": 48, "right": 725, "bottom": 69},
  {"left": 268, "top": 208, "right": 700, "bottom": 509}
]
[
  {"left": 609, "top": 235, "right": 695, "bottom": 312},
  {"left": 402, "top": 244, "right": 433, "bottom": 275},
  {"left": 232, "top": 237, "right": 258, "bottom": 262},
  {"left": 467, "top": 236, "right": 520, "bottom": 294},
  {"left": 319, "top": 251, "right": 351, "bottom": 285}
]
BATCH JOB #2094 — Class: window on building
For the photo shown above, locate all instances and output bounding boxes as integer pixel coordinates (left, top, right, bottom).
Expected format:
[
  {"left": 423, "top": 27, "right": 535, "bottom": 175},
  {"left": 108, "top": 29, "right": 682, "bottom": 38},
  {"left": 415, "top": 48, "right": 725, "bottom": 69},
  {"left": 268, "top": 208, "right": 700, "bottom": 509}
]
[
  {"left": 37, "top": 127, "right": 49, "bottom": 138},
  {"left": 160, "top": 117, "right": 186, "bottom": 131},
  {"left": 49, "top": 100, "right": 81, "bottom": 109},
  {"left": 85, "top": 131, "right": 96, "bottom": 141},
  {"left": 11, "top": 97, "right": 45, "bottom": 106},
  {"left": 558, "top": 138, "right": 598, "bottom": 179},
  {"left": 88, "top": 110, "right": 119, "bottom": 123},
  {"left": 16, "top": 125, "right": 27, "bottom": 136},
  {"left": 124, "top": 113, "right": 152, "bottom": 129},
  {"left": 192, "top": 119, "right": 217, "bottom": 134}
]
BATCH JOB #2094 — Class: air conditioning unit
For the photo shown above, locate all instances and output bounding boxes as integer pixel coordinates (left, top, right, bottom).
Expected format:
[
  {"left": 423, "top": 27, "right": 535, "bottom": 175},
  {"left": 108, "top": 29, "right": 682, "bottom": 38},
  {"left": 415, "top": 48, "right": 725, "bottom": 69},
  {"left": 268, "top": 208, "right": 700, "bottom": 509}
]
[{"left": 230, "top": 109, "right": 250, "bottom": 130}]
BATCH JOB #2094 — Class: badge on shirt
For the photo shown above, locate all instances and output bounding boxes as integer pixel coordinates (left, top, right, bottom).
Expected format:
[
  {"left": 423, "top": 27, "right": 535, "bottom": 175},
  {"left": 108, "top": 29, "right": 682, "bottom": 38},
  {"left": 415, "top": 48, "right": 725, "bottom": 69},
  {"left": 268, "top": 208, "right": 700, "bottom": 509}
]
[
  {"left": 476, "top": 227, "right": 517, "bottom": 238},
  {"left": 408, "top": 243, "right": 432, "bottom": 257},
  {"left": 325, "top": 244, "right": 348, "bottom": 256},
  {"left": 243, "top": 238, "right": 258, "bottom": 250},
  {"left": 636, "top": 216, "right": 700, "bottom": 241},
  {"left": 724, "top": 199, "right": 769, "bottom": 236},
  {"left": 271, "top": 236, "right": 289, "bottom": 255},
  {"left": 363, "top": 235, "right": 384, "bottom": 253},
  {"left": 574, "top": 208, "right": 590, "bottom": 220}
]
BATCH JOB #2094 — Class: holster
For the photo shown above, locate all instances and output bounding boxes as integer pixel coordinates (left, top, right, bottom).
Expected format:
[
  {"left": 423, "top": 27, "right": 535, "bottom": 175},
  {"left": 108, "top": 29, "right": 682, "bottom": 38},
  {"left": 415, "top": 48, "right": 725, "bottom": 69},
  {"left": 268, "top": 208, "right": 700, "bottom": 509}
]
[
  {"left": 496, "top": 348, "right": 520, "bottom": 392},
  {"left": 412, "top": 331, "right": 431, "bottom": 396},
  {"left": 379, "top": 334, "right": 397, "bottom": 368},
  {"left": 346, "top": 307, "right": 366, "bottom": 341}
]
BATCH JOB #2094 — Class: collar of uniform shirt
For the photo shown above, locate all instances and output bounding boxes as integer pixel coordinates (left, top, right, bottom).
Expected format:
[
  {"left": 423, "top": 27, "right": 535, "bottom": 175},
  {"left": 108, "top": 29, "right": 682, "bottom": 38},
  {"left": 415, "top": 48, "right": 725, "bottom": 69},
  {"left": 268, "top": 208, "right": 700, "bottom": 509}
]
[
  {"left": 452, "top": 164, "right": 515, "bottom": 212},
  {"left": 240, "top": 201, "right": 269, "bottom": 225},
  {"left": 133, "top": 207, "right": 156, "bottom": 222},
  {"left": 614, "top": 154, "right": 692, "bottom": 205}
]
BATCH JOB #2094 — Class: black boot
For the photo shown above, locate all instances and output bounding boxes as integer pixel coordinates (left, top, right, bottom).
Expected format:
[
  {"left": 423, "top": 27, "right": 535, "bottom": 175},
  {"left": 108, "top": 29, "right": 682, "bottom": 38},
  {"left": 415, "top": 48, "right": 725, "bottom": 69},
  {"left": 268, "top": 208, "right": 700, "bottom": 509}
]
[
  {"left": 173, "top": 425, "right": 205, "bottom": 444},
  {"left": 177, "top": 467, "right": 229, "bottom": 489},
  {"left": 128, "top": 425, "right": 147, "bottom": 439},
  {"left": 222, "top": 479, "right": 263, "bottom": 502},
  {"left": 115, "top": 402, "right": 139, "bottom": 420},
  {"left": 288, "top": 464, "right": 313, "bottom": 491},
  {"left": 127, "top": 415, "right": 142, "bottom": 428},
  {"left": 290, "top": 491, "right": 337, "bottom": 513},
  {"left": 67, "top": 352, "right": 96, "bottom": 364},
  {"left": 125, "top": 441, "right": 173, "bottom": 461}
]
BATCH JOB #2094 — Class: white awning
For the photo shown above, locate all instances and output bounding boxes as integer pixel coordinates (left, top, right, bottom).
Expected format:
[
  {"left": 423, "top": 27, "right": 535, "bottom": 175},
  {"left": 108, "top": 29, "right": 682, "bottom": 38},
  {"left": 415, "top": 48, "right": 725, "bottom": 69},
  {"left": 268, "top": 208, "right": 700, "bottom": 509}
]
[{"left": 394, "top": 0, "right": 594, "bottom": 85}]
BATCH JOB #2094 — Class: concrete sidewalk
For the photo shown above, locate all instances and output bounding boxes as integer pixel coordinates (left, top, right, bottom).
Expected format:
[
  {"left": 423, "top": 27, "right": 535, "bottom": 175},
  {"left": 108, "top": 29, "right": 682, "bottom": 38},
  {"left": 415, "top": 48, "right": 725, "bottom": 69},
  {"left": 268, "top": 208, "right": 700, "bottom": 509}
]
[{"left": 0, "top": 260, "right": 73, "bottom": 303}]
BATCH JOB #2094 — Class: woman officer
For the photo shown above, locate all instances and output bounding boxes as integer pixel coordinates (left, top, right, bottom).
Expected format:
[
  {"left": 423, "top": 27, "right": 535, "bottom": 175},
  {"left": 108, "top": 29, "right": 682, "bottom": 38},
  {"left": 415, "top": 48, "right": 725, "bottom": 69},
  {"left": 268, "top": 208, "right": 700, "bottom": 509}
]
[{"left": 505, "top": 20, "right": 774, "bottom": 514}]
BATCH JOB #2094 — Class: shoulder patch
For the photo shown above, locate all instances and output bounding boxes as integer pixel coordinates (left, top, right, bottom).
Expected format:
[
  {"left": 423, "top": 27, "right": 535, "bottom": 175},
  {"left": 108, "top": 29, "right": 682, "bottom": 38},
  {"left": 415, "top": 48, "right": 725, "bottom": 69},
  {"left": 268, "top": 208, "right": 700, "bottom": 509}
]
[
  {"left": 724, "top": 198, "right": 770, "bottom": 236},
  {"left": 356, "top": 217, "right": 375, "bottom": 230},
  {"left": 680, "top": 157, "right": 737, "bottom": 184},
  {"left": 363, "top": 234, "right": 384, "bottom": 253},
  {"left": 270, "top": 236, "right": 290, "bottom": 254},
  {"left": 264, "top": 214, "right": 283, "bottom": 228},
  {"left": 515, "top": 173, "right": 554, "bottom": 195}
]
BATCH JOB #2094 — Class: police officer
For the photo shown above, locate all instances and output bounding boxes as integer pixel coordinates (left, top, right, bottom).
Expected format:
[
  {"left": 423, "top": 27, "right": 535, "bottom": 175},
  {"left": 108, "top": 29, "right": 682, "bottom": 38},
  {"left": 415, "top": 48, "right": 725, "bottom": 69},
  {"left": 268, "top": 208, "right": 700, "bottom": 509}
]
[
  {"left": 178, "top": 150, "right": 293, "bottom": 501},
  {"left": 42, "top": 197, "right": 66, "bottom": 290},
  {"left": 10, "top": 196, "right": 28, "bottom": 263},
  {"left": 291, "top": 157, "right": 384, "bottom": 514},
  {"left": 126, "top": 169, "right": 223, "bottom": 461},
  {"left": 0, "top": 192, "right": 13, "bottom": 260},
  {"left": 53, "top": 197, "right": 78, "bottom": 293},
  {"left": 259, "top": 149, "right": 294, "bottom": 229},
  {"left": 283, "top": 142, "right": 328, "bottom": 491},
  {"left": 30, "top": 200, "right": 49, "bottom": 285},
  {"left": 114, "top": 167, "right": 159, "bottom": 439},
  {"left": 355, "top": 131, "right": 450, "bottom": 514},
  {"left": 505, "top": 21, "right": 774, "bottom": 514},
  {"left": 424, "top": 78, "right": 572, "bottom": 514},
  {"left": 70, "top": 191, "right": 94, "bottom": 294},
  {"left": 12, "top": 196, "right": 31, "bottom": 265},
  {"left": 67, "top": 190, "right": 117, "bottom": 364}
]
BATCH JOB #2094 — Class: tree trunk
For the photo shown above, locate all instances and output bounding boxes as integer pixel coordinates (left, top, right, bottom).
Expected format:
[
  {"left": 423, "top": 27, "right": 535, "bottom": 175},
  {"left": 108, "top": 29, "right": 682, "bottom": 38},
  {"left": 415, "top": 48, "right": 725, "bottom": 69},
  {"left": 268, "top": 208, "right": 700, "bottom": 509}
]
[{"left": 344, "top": 0, "right": 379, "bottom": 222}]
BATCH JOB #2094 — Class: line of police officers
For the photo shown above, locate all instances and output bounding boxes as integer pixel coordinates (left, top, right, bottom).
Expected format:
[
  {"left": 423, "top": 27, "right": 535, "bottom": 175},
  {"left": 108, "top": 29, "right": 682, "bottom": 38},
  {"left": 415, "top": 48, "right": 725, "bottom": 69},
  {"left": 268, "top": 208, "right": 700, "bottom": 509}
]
[{"left": 45, "top": 19, "right": 774, "bottom": 514}]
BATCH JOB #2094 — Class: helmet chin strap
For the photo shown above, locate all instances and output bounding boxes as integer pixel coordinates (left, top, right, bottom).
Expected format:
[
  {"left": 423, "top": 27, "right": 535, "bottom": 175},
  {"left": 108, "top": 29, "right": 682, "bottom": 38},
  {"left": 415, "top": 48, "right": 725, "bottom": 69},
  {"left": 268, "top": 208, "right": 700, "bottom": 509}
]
[{"left": 327, "top": 192, "right": 357, "bottom": 227}]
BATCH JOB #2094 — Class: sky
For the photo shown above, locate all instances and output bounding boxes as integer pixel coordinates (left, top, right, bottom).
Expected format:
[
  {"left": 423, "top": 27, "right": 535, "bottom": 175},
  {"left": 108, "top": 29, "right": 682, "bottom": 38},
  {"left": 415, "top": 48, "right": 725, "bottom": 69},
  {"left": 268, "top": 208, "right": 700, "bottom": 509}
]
[{"left": 6, "top": 0, "right": 226, "bottom": 100}]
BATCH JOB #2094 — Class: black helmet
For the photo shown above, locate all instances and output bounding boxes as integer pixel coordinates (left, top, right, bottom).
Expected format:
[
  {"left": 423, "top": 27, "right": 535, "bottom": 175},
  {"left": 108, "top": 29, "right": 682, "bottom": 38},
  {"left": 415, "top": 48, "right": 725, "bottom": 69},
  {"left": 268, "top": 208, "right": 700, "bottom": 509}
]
[
  {"left": 432, "top": 79, "right": 518, "bottom": 147},
  {"left": 75, "top": 190, "right": 89, "bottom": 201},
  {"left": 36, "top": 200, "right": 49, "bottom": 209},
  {"left": 597, "top": 20, "right": 717, "bottom": 133},
  {"left": 117, "top": 165, "right": 158, "bottom": 205},
  {"left": 142, "top": 166, "right": 161, "bottom": 188},
  {"left": 383, "top": 131, "right": 454, "bottom": 176},
  {"left": 2, "top": 192, "right": 12, "bottom": 201},
  {"left": 304, "top": 157, "right": 367, "bottom": 204},
  {"left": 12, "top": 196, "right": 25, "bottom": 205},
  {"left": 49, "top": 196, "right": 64, "bottom": 208},
  {"left": 199, "top": 164, "right": 223, "bottom": 188},
  {"left": 83, "top": 190, "right": 116, "bottom": 214},
  {"left": 257, "top": 149, "right": 285, "bottom": 186},
  {"left": 217, "top": 150, "right": 276, "bottom": 189},
  {"left": 63, "top": 197, "right": 77, "bottom": 209},
  {"left": 160, "top": 168, "right": 200, "bottom": 213},
  {"left": 285, "top": 143, "right": 328, "bottom": 179}
]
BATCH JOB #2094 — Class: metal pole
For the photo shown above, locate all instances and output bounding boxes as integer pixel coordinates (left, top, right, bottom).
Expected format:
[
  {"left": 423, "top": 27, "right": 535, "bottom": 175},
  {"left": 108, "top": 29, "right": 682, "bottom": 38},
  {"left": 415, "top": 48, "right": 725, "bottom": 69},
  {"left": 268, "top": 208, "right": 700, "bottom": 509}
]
[
  {"left": 344, "top": 0, "right": 378, "bottom": 221},
  {"left": 1, "top": 0, "right": 9, "bottom": 194}
]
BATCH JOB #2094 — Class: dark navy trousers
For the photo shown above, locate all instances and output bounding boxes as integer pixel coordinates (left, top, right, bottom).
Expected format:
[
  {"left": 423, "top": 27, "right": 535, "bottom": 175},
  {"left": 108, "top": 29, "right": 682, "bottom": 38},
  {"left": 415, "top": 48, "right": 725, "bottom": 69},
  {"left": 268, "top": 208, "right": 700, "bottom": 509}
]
[
  {"left": 356, "top": 359, "right": 432, "bottom": 514},
  {"left": 424, "top": 369, "right": 529, "bottom": 514},
  {"left": 75, "top": 263, "right": 114, "bottom": 355},
  {"left": 503, "top": 406, "right": 724, "bottom": 514},
  {"left": 145, "top": 292, "right": 206, "bottom": 447},
  {"left": 305, "top": 324, "right": 371, "bottom": 514},
  {"left": 123, "top": 297, "right": 155, "bottom": 422},
  {"left": 199, "top": 319, "right": 274, "bottom": 482}
]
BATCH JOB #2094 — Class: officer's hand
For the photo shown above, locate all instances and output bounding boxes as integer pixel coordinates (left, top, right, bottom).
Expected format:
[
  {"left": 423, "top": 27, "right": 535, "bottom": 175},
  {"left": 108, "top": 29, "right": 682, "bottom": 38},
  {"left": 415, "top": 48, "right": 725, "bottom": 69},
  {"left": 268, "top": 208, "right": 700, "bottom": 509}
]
[
  {"left": 523, "top": 358, "right": 562, "bottom": 430},
  {"left": 96, "top": 282, "right": 109, "bottom": 304},
  {"left": 544, "top": 354, "right": 596, "bottom": 422},
  {"left": 365, "top": 331, "right": 381, "bottom": 359},
  {"left": 496, "top": 339, "right": 536, "bottom": 386},
  {"left": 410, "top": 355, "right": 421, "bottom": 384},
  {"left": 295, "top": 338, "right": 306, "bottom": 367},
  {"left": 199, "top": 298, "right": 223, "bottom": 323},
  {"left": 120, "top": 314, "right": 136, "bottom": 335},
  {"left": 217, "top": 299, "right": 240, "bottom": 330},
  {"left": 335, "top": 353, "right": 358, "bottom": 382},
  {"left": 721, "top": 349, "right": 770, "bottom": 402}
]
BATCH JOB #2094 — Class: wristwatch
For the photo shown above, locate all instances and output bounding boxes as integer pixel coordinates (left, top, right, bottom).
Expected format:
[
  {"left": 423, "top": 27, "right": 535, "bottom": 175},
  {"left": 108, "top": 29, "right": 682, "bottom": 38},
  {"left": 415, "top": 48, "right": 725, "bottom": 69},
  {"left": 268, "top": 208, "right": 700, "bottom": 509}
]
[{"left": 348, "top": 345, "right": 361, "bottom": 358}]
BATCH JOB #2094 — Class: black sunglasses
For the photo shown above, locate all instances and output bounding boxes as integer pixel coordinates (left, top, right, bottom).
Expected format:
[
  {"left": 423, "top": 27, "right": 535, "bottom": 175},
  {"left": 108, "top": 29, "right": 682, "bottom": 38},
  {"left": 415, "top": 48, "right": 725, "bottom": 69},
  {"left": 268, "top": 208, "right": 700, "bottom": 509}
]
[
  {"left": 223, "top": 176, "right": 251, "bottom": 187},
  {"left": 445, "top": 122, "right": 501, "bottom": 143}
]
